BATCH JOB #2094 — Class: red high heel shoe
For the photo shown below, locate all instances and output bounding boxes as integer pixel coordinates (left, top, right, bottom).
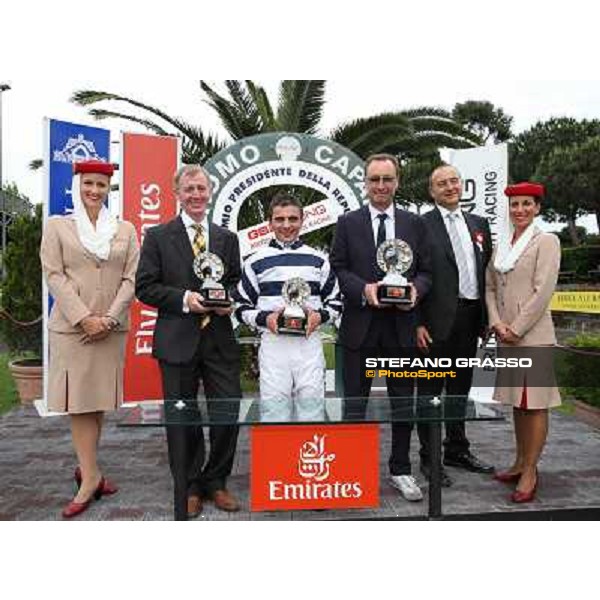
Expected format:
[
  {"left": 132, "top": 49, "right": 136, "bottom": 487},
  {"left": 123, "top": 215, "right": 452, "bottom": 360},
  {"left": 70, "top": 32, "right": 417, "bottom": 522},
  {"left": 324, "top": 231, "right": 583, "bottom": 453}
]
[
  {"left": 493, "top": 470, "right": 521, "bottom": 483},
  {"left": 510, "top": 472, "right": 538, "bottom": 503},
  {"left": 75, "top": 467, "right": 118, "bottom": 496},
  {"left": 62, "top": 478, "right": 104, "bottom": 519}
]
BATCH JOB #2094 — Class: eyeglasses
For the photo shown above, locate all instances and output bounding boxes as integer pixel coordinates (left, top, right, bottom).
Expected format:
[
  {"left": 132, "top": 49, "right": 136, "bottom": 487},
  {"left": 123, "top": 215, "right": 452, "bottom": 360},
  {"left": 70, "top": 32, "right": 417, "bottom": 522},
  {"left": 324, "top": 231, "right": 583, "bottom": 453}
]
[{"left": 366, "top": 176, "right": 397, "bottom": 185}]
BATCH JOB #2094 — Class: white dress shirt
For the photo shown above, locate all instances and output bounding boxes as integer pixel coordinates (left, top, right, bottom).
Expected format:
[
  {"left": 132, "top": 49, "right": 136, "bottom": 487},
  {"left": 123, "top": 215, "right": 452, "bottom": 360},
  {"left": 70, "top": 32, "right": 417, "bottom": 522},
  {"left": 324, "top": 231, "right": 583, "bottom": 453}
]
[
  {"left": 368, "top": 203, "right": 395, "bottom": 243},
  {"left": 437, "top": 205, "right": 479, "bottom": 299}
]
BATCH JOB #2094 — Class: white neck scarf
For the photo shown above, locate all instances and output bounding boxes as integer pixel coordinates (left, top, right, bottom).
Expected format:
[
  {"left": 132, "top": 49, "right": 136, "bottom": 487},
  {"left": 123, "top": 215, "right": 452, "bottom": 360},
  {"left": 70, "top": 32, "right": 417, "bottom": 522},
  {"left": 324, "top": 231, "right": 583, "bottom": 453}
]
[
  {"left": 493, "top": 222, "right": 538, "bottom": 274},
  {"left": 70, "top": 174, "right": 118, "bottom": 261}
]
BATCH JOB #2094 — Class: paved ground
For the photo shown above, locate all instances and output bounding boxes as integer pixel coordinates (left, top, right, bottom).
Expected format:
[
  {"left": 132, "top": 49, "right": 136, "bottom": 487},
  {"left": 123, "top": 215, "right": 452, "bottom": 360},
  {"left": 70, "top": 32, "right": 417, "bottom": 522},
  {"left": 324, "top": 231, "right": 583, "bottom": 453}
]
[{"left": 0, "top": 403, "right": 598, "bottom": 520}]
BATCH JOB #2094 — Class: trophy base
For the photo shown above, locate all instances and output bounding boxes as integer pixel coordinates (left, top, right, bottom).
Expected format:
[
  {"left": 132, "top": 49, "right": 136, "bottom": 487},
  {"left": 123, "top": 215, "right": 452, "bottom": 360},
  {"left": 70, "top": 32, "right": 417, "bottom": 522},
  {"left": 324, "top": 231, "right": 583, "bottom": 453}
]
[
  {"left": 200, "top": 288, "right": 231, "bottom": 308},
  {"left": 378, "top": 284, "right": 412, "bottom": 305},
  {"left": 277, "top": 315, "right": 307, "bottom": 336}
]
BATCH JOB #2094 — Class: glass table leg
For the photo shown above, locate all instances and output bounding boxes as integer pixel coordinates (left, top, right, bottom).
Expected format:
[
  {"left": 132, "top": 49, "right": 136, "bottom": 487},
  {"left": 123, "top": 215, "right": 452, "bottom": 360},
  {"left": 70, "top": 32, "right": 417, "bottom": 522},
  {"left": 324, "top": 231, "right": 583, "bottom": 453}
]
[{"left": 428, "top": 421, "right": 443, "bottom": 519}]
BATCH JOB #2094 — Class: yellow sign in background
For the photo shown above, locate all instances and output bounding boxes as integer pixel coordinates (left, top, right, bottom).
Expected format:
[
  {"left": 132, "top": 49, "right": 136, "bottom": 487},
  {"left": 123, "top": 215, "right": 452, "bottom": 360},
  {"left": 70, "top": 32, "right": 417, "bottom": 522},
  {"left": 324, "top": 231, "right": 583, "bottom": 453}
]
[{"left": 551, "top": 291, "right": 600, "bottom": 314}]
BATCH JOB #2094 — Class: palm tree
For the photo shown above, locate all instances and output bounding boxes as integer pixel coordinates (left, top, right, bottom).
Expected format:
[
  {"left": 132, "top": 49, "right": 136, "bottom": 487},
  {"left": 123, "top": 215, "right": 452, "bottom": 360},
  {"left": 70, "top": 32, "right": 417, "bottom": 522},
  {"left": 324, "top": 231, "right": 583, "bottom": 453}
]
[
  {"left": 71, "top": 81, "right": 480, "bottom": 235},
  {"left": 72, "top": 81, "right": 479, "bottom": 162}
]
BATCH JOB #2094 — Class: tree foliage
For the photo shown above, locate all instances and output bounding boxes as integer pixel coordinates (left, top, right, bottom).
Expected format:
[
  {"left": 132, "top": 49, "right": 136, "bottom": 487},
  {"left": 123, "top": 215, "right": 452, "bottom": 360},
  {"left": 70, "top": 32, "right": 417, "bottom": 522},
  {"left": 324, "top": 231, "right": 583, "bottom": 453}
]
[
  {"left": 0, "top": 204, "right": 42, "bottom": 357},
  {"left": 398, "top": 153, "right": 444, "bottom": 211},
  {"left": 510, "top": 117, "right": 600, "bottom": 183},
  {"left": 452, "top": 100, "right": 513, "bottom": 144},
  {"left": 535, "top": 136, "right": 600, "bottom": 235},
  {"left": 509, "top": 117, "right": 600, "bottom": 244}
]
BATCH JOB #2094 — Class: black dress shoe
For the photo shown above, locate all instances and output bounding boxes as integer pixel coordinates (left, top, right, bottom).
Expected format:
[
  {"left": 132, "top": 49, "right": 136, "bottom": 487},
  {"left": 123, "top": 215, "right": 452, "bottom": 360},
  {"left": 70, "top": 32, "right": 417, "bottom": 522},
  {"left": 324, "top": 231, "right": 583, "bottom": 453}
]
[
  {"left": 444, "top": 453, "right": 494, "bottom": 473},
  {"left": 420, "top": 462, "right": 453, "bottom": 487}
]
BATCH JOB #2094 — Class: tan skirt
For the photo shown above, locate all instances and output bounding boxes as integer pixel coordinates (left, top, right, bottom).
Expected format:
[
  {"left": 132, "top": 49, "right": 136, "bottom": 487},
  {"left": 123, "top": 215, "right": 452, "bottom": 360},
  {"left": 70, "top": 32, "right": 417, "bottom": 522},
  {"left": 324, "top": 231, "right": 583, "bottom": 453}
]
[
  {"left": 493, "top": 344, "right": 561, "bottom": 409},
  {"left": 48, "top": 331, "right": 127, "bottom": 414}
]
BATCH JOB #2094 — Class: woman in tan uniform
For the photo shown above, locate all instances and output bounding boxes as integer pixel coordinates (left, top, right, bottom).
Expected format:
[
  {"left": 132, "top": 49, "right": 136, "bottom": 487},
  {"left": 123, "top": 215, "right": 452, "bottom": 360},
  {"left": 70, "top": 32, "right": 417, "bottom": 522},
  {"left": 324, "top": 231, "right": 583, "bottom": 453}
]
[
  {"left": 40, "top": 160, "right": 139, "bottom": 518},
  {"left": 486, "top": 182, "right": 561, "bottom": 504}
]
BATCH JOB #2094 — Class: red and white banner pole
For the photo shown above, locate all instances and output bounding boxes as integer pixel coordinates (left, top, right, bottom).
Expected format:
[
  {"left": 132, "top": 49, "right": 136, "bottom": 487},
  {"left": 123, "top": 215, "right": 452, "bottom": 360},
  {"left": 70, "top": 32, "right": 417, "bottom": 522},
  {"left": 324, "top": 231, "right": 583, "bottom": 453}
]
[{"left": 121, "top": 132, "right": 180, "bottom": 403}]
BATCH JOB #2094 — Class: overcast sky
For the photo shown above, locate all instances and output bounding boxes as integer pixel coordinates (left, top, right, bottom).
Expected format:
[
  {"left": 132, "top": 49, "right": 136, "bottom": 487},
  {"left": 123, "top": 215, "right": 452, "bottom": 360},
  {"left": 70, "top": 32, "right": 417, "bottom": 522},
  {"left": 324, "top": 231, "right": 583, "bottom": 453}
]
[{"left": 2, "top": 79, "right": 599, "bottom": 231}]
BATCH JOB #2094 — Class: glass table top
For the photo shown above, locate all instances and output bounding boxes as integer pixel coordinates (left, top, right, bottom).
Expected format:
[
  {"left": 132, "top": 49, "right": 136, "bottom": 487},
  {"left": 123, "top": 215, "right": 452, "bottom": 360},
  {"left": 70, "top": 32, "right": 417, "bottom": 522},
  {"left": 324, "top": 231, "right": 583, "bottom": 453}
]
[{"left": 117, "top": 396, "right": 505, "bottom": 427}]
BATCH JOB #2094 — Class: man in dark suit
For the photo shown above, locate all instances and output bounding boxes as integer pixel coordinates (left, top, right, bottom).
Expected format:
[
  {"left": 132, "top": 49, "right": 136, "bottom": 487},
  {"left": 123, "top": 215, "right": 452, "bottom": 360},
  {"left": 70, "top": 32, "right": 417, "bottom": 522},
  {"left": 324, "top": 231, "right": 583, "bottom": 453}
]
[
  {"left": 330, "top": 154, "right": 432, "bottom": 502},
  {"left": 416, "top": 164, "right": 494, "bottom": 486},
  {"left": 135, "top": 165, "right": 241, "bottom": 520}
]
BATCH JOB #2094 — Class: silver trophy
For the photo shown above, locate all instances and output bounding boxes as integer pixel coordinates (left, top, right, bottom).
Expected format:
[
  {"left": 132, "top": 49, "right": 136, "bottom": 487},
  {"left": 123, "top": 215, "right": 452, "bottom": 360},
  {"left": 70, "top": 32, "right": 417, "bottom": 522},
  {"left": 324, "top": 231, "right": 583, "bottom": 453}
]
[
  {"left": 193, "top": 252, "right": 231, "bottom": 308},
  {"left": 376, "top": 239, "right": 413, "bottom": 305},
  {"left": 278, "top": 277, "right": 310, "bottom": 335}
]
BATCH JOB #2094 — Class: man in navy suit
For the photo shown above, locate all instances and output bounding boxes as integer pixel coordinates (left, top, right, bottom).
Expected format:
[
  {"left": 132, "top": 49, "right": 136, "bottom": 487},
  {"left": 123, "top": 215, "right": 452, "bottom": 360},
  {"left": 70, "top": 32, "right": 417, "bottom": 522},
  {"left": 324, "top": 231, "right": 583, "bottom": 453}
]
[
  {"left": 416, "top": 165, "right": 494, "bottom": 486},
  {"left": 330, "top": 154, "right": 432, "bottom": 502}
]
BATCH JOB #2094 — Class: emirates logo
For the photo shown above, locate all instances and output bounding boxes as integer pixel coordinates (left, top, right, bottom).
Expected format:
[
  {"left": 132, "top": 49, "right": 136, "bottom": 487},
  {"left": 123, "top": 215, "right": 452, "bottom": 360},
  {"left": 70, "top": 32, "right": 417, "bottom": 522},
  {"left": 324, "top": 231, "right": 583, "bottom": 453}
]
[
  {"left": 298, "top": 434, "right": 336, "bottom": 482},
  {"left": 254, "top": 425, "right": 378, "bottom": 509}
]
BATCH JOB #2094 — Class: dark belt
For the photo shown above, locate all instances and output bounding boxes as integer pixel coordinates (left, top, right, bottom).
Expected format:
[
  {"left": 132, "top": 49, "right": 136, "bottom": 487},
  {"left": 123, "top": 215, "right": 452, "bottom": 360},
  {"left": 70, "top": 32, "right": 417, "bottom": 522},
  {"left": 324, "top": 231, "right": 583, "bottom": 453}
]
[{"left": 457, "top": 298, "right": 481, "bottom": 306}]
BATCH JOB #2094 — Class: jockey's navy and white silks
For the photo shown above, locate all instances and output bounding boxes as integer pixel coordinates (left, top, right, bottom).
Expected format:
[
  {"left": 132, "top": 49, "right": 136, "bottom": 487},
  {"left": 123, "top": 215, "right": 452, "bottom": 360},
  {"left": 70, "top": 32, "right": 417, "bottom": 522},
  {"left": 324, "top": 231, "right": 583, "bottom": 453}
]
[{"left": 233, "top": 239, "right": 342, "bottom": 331}]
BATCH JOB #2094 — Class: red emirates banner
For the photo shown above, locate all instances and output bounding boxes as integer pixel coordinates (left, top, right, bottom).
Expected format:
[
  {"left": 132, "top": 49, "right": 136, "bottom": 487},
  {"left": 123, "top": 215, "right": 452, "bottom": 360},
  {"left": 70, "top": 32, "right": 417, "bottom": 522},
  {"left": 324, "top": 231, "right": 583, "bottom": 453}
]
[
  {"left": 122, "top": 133, "right": 179, "bottom": 402},
  {"left": 251, "top": 425, "right": 380, "bottom": 511}
]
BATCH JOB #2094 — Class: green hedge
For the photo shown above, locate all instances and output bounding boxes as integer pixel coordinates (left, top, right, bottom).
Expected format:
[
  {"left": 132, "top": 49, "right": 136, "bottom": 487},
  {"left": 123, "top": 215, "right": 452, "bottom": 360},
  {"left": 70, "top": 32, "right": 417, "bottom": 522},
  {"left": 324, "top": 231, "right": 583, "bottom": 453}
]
[
  {"left": 0, "top": 205, "right": 42, "bottom": 357},
  {"left": 560, "top": 245, "right": 600, "bottom": 276},
  {"left": 558, "top": 333, "right": 600, "bottom": 407}
]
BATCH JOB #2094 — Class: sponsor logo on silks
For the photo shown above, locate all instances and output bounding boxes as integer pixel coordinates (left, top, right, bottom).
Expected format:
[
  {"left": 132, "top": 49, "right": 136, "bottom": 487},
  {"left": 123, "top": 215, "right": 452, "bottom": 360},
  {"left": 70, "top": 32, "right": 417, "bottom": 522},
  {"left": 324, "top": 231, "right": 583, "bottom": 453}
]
[
  {"left": 53, "top": 134, "right": 108, "bottom": 164},
  {"left": 298, "top": 434, "right": 335, "bottom": 482}
]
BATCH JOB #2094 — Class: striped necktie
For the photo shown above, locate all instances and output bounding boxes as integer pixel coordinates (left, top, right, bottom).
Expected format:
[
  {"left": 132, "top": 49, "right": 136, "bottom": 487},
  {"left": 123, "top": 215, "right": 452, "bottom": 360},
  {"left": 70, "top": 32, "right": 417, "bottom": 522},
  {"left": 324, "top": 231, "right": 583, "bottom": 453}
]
[
  {"left": 191, "top": 224, "right": 210, "bottom": 329},
  {"left": 446, "top": 212, "right": 477, "bottom": 298}
]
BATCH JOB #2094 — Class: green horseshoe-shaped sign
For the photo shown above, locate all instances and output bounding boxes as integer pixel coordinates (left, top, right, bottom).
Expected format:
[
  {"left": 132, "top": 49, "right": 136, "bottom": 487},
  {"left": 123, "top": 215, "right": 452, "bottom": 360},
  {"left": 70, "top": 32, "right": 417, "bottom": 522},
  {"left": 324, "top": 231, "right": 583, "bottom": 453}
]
[{"left": 205, "top": 133, "right": 366, "bottom": 256}]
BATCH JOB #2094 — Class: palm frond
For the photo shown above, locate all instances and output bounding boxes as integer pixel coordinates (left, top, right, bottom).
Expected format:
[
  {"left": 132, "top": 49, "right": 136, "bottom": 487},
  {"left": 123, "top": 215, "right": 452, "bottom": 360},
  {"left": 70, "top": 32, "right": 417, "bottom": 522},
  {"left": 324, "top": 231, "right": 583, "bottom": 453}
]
[
  {"left": 200, "top": 81, "right": 258, "bottom": 139},
  {"left": 71, "top": 90, "right": 196, "bottom": 137},
  {"left": 406, "top": 115, "right": 481, "bottom": 146},
  {"left": 88, "top": 109, "right": 171, "bottom": 136},
  {"left": 72, "top": 89, "right": 225, "bottom": 163},
  {"left": 277, "top": 81, "right": 326, "bottom": 134},
  {"left": 179, "top": 125, "right": 226, "bottom": 164},
  {"left": 412, "top": 131, "right": 479, "bottom": 150},
  {"left": 225, "top": 80, "right": 262, "bottom": 131},
  {"left": 71, "top": 91, "right": 120, "bottom": 106},
  {"left": 330, "top": 113, "right": 412, "bottom": 158},
  {"left": 246, "top": 80, "right": 276, "bottom": 131},
  {"left": 399, "top": 106, "right": 454, "bottom": 119}
]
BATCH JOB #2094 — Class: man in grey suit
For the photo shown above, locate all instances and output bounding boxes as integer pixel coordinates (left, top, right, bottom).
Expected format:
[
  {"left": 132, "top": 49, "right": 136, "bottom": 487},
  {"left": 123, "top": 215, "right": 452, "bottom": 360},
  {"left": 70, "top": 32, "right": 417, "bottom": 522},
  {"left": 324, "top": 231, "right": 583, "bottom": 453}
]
[
  {"left": 135, "top": 165, "right": 242, "bottom": 519},
  {"left": 416, "top": 164, "right": 494, "bottom": 486}
]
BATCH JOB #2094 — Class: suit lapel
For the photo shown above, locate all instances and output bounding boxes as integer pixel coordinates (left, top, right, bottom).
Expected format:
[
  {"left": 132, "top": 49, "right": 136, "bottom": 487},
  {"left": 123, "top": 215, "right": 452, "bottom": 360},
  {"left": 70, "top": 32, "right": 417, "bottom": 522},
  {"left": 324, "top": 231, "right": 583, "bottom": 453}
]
[
  {"left": 207, "top": 223, "right": 225, "bottom": 257},
  {"left": 431, "top": 207, "right": 457, "bottom": 265},
  {"left": 463, "top": 212, "right": 483, "bottom": 284},
  {"left": 170, "top": 215, "right": 195, "bottom": 264},
  {"left": 394, "top": 207, "right": 403, "bottom": 239},
  {"left": 361, "top": 206, "right": 376, "bottom": 249}
]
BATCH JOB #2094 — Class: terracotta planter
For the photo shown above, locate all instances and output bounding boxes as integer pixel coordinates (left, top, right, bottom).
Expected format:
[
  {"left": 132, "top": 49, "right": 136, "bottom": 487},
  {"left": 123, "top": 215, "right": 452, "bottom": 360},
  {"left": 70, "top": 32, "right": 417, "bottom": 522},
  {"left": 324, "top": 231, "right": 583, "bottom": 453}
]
[
  {"left": 8, "top": 358, "right": 43, "bottom": 404},
  {"left": 573, "top": 399, "right": 600, "bottom": 429}
]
